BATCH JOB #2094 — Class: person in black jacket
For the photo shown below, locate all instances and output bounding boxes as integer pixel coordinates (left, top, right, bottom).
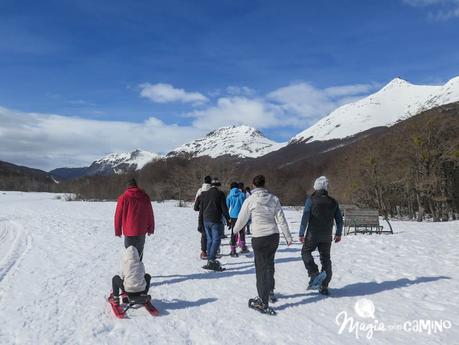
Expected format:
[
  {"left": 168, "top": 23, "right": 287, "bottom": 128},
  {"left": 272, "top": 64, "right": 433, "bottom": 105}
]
[
  {"left": 298, "top": 176, "right": 343, "bottom": 295},
  {"left": 194, "top": 175, "right": 212, "bottom": 260},
  {"left": 198, "top": 178, "right": 231, "bottom": 271}
]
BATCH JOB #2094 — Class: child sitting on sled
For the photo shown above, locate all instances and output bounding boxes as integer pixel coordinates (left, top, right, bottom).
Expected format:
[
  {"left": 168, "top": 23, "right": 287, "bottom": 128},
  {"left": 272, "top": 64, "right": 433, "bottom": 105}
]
[{"left": 112, "top": 245, "right": 151, "bottom": 305}]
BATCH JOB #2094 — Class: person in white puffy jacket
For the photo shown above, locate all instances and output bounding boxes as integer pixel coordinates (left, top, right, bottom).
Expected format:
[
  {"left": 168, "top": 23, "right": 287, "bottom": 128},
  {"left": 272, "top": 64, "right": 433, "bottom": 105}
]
[
  {"left": 112, "top": 246, "right": 151, "bottom": 304},
  {"left": 233, "top": 175, "right": 292, "bottom": 314}
]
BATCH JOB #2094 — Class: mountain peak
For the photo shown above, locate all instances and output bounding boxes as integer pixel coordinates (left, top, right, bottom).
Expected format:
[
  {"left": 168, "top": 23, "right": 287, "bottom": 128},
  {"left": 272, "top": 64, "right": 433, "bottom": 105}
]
[
  {"left": 291, "top": 75, "right": 459, "bottom": 144},
  {"left": 167, "top": 125, "right": 284, "bottom": 158},
  {"left": 92, "top": 149, "right": 159, "bottom": 173},
  {"left": 381, "top": 77, "right": 412, "bottom": 90},
  {"left": 206, "top": 125, "right": 261, "bottom": 138}
]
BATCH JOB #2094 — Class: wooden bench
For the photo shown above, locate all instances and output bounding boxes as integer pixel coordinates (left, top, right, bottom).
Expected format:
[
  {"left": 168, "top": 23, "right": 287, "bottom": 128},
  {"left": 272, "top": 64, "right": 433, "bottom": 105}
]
[
  {"left": 340, "top": 204, "right": 359, "bottom": 218},
  {"left": 344, "top": 209, "right": 393, "bottom": 235}
]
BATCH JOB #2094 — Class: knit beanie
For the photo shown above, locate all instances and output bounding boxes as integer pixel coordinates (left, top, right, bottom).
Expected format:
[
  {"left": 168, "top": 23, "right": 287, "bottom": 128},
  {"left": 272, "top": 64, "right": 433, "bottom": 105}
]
[{"left": 313, "top": 176, "right": 328, "bottom": 191}]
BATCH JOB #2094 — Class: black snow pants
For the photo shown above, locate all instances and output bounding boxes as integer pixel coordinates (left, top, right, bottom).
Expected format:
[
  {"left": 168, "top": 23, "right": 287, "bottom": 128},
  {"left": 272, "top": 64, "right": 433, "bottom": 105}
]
[
  {"left": 124, "top": 235, "right": 146, "bottom": 261},
  {"left": 252, "top": 233, "right": 279, "bottom": 305},
  {"left": 301, "top": 238, "right": 332, "bottom": 288},
  {"left": 201, "top": 230, "right": 207, "bottom": 252},
  {"left": 112, "top": 274, "right": 151, "bottom": 297}
]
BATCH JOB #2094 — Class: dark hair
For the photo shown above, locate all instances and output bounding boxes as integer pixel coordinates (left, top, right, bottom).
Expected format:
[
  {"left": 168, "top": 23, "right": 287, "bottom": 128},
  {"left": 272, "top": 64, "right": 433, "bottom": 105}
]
[
  {"left": 211, "top": 177, "right": 221, "bottom": 187},
  {"left": 252, "top": 175, "right": 265, "bottom": 187},
  {"left": 230, "top": 181, "right": 239, "bottom": 189},
  {"left": 127, "top": 178, "right": 137, "bottom": 187},
  {"left": 245, "top": 186, "right": 251, "bottom": 192},
  {"left": 238, "top": 182, "right": 244, "bottom": 190},
  {"left": 204, "top": 175, "right": 212, "bottom": 184}
]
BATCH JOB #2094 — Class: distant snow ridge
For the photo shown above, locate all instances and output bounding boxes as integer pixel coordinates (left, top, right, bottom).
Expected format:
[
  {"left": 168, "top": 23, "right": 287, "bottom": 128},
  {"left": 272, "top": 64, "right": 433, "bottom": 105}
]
[
  {"left": 291, "top": 76, "right": 459, "bottom": 144},
  {"left": 167, "top": 125, "right": 285, "bottom": 158},
  {"left": 91, "top": 149, "right": 160, "bottom": 174}
]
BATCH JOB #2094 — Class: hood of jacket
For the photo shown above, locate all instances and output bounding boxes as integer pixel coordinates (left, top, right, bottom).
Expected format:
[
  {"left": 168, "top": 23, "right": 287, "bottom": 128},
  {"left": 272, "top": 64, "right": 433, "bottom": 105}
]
[
  {"left": 227, "top": 187, "right": 245, "bottom": 218},
  {"left": 233, "top": 187, "right": 292, "bottom": 242},
  {"left": 251, "top": 188, "right": 275, "bottom": 203},
  {"left": 201, "top": 183, "right": 211, "bottom": 192},
  {"left": 124, "top": 186, "right": 147, "bottom": 200},
  {"left": 228, "top": 187, "right": 242, "bottom": 198},
  {"left": 121, "top": 246, "right": 146, "bottom": 293}
]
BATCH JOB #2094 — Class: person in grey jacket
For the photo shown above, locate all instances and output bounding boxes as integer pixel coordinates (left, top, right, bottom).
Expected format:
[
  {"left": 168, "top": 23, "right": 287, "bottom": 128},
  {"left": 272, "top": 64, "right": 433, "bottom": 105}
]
[{"left": 233, "top": 175, "right": 292, "bottom": 315}]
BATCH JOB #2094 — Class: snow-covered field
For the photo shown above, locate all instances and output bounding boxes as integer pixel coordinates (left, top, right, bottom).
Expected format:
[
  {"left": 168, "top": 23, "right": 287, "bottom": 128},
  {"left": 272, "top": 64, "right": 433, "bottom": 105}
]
[{"left": 0, "top": 192, "right": 457, "bottom": 345}]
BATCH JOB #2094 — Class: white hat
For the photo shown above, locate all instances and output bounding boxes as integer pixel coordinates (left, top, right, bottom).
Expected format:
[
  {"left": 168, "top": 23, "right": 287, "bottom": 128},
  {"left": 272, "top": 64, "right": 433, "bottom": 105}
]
[{"left": 313, "top": 176, "right": 328, "bottom": 191}]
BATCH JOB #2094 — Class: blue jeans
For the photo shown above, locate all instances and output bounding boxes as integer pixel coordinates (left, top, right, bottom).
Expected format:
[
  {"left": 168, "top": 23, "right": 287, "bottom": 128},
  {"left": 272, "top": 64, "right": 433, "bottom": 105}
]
[{"left": 204, "top": 221, "right": 223, "bottom": 261}]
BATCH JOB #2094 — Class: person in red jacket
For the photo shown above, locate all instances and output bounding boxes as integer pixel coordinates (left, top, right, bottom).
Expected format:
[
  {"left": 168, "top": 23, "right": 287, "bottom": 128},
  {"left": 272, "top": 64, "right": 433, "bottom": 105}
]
[{"left": 114, "top": 178, "right": 154, "bottom": 261}]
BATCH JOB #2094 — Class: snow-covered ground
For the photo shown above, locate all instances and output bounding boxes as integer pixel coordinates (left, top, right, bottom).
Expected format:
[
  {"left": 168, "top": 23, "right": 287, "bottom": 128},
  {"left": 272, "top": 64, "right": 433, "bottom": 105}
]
[{"left": 0, "top": 192, "right": 457, "bottom": 345}]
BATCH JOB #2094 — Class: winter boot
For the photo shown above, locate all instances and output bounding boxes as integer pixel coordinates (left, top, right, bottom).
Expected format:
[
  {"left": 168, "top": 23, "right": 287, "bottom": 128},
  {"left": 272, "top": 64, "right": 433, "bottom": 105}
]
[
  {"left": 269, "top": 291, "right": 278, "bottom": 303},
  {"left": 113, "top": 295, "right": 120, "bottom": 305},
  {"left": 239, "top": 241, "right": 249, "bottom": 253},
  {"left": 248, "top": 297, "right": 276, "bottom": 315},
  {"left": 200, "top": 251, "right": 208, "bottom": 260},
  {"left": 207, "top": 260, "right": 225, "bottom": 271},
  {"left": 230, "top": 246, "right": 239, "bottom": 257},
  {"left": 319, "top": 285, "right": 329, "bottom": 296}
]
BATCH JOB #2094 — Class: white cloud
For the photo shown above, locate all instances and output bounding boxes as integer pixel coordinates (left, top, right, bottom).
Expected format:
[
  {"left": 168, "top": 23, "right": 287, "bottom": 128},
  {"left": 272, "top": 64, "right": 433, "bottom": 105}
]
[
  {"left": 187, "top": 96, "right": 282, "bottom": 130},
  {"left": 225, "top": 86, "right": 255, "bottom": 96},
  {"left": 403, "top": 0, "right": 459, "bottom": 20},
  {"left": 0, "top": 80, "right": 379, "bottom": 170},
  {"left": 0, "top": 106, "right": 203, "bottom": 170},
  {"left": 324, "top": 83, "right": 379, "bottom": 97},
  {"left": 266, "top": 82, "right": 377, "bottom": 120},
  {"left": 139, "top": 83, "right": 208, "bottom": 104}
]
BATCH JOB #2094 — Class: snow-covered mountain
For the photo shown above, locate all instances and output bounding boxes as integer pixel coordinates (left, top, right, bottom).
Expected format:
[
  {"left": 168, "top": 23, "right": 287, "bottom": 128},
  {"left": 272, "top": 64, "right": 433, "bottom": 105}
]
[
  {"left": 89, "top": 149, "right": 160, "bottom": 175},
  {"left": 50, "top": 149, "right": 160, "bottom": 180},
  {"left": 167, "top": 125, "right": 285, "bottom": 158},
  {"left": 290, "top": 76, "right": 459, "bottom": 143}
]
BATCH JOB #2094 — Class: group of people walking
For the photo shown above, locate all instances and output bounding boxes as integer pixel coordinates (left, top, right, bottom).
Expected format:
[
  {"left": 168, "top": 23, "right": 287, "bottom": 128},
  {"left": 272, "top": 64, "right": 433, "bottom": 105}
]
[{"left": 110, "top": 174, "right": 343, "bottom": 315}]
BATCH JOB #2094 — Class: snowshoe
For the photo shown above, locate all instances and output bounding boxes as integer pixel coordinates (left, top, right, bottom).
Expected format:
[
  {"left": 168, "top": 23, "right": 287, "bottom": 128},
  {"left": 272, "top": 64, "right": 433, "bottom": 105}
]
[
  {"left": 144, "top": 301, "right": 160, "bottom": 316},
  {"left": 307, "top": 271, "right": 327, "bottom": 290},
  {"left": 319, "top": 286, "right": 329, "bottom": 296},
  {"left": 248, "top": 297, "right": 276, "bottom": 316},
  {"left": 108, "top": 293, "right": 126, "bottom": 319},
  {"left": 202, "top": 260, "right": 226, "bottom": 271},
  {"left": 108, "top": 292, "right": 159, "bottom": 318}
]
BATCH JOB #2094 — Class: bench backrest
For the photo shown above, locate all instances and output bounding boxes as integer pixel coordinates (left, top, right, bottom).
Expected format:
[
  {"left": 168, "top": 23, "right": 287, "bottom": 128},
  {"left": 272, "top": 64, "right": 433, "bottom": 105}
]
[
  {"left": 344, "top": 209, "right": 380, "bottom": 227},
  {"left": 340, "top": 204, "right": 358, "bottom": 215}
]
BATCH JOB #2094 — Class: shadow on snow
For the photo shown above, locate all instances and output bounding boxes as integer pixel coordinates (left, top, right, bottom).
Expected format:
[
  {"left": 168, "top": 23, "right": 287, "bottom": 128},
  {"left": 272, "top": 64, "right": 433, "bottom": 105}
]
[
  {"left": 275, "top": 276, "right": 451, "bottom": 311},
  {"left": 153, "top": 298, "right": 217, "bottom": 316},
  {"left": 151, "top": 256, "right": 302, "bottom": 287}
]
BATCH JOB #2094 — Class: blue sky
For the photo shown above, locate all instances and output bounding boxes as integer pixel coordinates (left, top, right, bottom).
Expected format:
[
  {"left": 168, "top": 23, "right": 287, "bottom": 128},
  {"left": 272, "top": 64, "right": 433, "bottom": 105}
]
[{"left": 0, "top": 0, "right": 458, "bottom": 169}]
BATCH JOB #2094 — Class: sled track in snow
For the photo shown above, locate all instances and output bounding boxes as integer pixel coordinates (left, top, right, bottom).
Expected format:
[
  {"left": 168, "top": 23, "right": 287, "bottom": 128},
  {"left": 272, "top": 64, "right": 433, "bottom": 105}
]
[{"left": 0, "top": 219, "right": 32, "bottom": 293}]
